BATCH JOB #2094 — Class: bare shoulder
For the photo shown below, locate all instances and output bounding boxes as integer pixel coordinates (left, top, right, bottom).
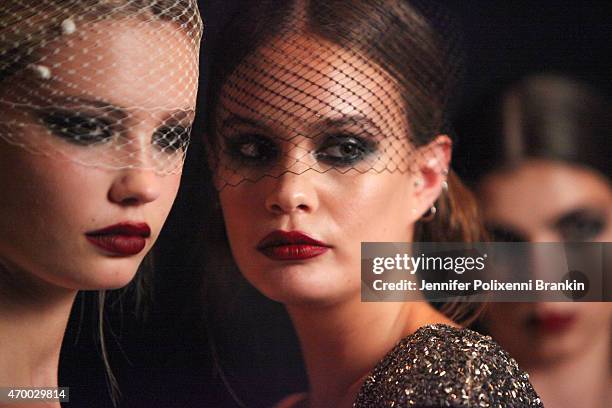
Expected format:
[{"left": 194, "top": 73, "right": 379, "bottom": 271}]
[
  {"left": 274, "top": 392, "right": 308, "bottom": 408},
  {"left": 354, "top": 324, "right": 544, "bottom": 407}
]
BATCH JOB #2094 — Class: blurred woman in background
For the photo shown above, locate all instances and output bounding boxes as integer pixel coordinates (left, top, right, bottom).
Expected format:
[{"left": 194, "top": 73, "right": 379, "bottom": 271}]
[{"left": 457, "top": 74, "right": 611, "bottom": 408}]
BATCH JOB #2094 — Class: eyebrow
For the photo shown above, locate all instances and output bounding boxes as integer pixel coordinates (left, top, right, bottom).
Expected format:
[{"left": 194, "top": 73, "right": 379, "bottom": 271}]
[
  {"left": 221, "top": 113, "right": 274, "bottom": 134},
  {"left": 315, "top": 115, "right": 386, "bottom": 139},
  {"left": 43, "top": 96, "right": 129, "bottom": 120},
  {"left": 41, "top": 96, "right": 195, "bottom": 123},
  {"left": 221, "top": 113, "right": 385, "bottom": 139},
  {"left": 484, "top": 222, "right": 528, "bottom": 242},
  {"left": 552, "top": 208, "right": 605, "bottom": 230},
  {"left": 166, "top": 109, "right": 196, "bottom": 124}
]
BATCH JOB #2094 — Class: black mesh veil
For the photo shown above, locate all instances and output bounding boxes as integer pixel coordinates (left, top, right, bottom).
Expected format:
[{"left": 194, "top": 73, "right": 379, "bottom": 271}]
[
  {"left": 206, "top": 0, "right": 463, "bottom": 190},
  {"left": 0, "top": 0, "right": 203, "bottom": 174}
]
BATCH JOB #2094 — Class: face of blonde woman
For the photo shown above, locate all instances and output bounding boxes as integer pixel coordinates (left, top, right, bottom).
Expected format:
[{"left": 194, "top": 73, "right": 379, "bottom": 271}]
[
  {"left": 214, "top": 34, "right": 448, "bottom": 307},
  {"left": 0, "top": 19, "right": 198, "bottom": 291},
  {"left": 478, "top": 159, "right": 612, "bottom": 365}
]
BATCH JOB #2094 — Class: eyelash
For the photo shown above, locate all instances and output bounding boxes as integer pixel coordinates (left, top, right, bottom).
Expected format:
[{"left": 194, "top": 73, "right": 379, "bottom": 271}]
[
  {"left": 152, "top": 125, "right": 191, "bottom": 153},
  {"left": 486, "top": 225, "right": 526, "bottom": 242},
  {"left": 39, "top": 111, "right": 191, "bottom": 152},
  {"left": 39, "top": 111, "right": 114, "bottom": 145},
  {"left": 556, "top": 212, "right": 607, "bottom": 241},
  {"left": 224, "top": 133, "right": 377, "bottom": 167},
  {"left": 486, "top": 212, "right": 608, "bottom": 243},
  {"left": 224, "top": 133, "right": 280, "bottom": 166},
  {"left": 315, "top": 134, "right": 376, "bottom": 165}
]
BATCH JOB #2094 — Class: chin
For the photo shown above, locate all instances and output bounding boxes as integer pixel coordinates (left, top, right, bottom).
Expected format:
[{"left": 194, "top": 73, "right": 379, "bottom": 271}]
[
  {"left": 253, "top": 267, "right": 359, "bottom": 307},
  {"left": 542, "top": 330, "right": 583, "bottom": 354},
  {"left": 62, "top": 259, "right": 143, "bottom": 290}
]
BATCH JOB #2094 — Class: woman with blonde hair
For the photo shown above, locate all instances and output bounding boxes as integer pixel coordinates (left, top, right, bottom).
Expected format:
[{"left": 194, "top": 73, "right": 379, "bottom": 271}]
[{"left": 0, "top": 0, "right": 202, "bottom": 404}]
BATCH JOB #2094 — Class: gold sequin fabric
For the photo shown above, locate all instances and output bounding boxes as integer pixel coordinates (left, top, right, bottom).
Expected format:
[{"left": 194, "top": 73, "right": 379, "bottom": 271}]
[{"left": 354, "top": 324, "right": 543, "bottom": 407}]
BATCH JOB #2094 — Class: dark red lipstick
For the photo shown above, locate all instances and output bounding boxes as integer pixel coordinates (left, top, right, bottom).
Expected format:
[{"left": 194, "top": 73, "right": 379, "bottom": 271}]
[
  {"left": 530, "top": 312, "right": 577, "bottom": 333},
  {"left": 257, "top": 230, "right": 330, "bottom": 261},
  {"left": 86, "top": 223, "right": 151, "bottom": 256}
]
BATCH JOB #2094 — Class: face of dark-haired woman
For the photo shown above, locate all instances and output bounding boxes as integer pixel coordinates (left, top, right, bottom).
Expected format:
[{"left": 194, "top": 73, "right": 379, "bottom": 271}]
[
  {"left": 212, "top": 34, "right": 449, "bottom": 306},
  {"left": 478, "top": 159, "right": 612, "bottom": 364}
]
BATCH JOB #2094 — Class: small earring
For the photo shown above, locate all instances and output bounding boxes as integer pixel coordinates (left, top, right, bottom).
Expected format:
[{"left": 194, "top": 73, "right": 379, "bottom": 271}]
[
  {"left": 414, "top": 178, "right": 424, "bottom": 189},
  {"left": 441, "top": 180, "right": 448, "bottom": 192},
  {"left": 441, "top": 168, "right": 449, "bottom": 192},
  {"left": 420, "top": 205, "right": 437, "bottom": 222}
]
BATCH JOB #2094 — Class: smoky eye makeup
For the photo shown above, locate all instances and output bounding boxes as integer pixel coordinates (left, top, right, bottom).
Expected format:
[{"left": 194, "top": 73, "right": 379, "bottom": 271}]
[
  {"left": 36, "top": 109, "right": 116, "bottom": 145},
  {"left": 554, "top": 208, "right": 607, "bottom": 241},
  {"left": 309, "top": 115, "right": 382, "bottom": 167},
  {"left": 314, "top": 132, "right": 378, "bottom": 166},
  {"left": 223, "top": 132, "right": 281, "bottom": 167},
  {"left": 152, "top": 123, "right": 192, "bottom": 153},
  {"left": 485, "top": 223, "right": 527, "bottom": 242},
  {"left": 219, "top": 112, "right": 383, "bottom": 168}
]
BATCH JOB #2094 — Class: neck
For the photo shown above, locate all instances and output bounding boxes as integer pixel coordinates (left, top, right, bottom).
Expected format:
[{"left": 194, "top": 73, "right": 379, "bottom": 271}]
[
  {"left": 528, "top": 329, "right": 611, "bottom": 408},
  {"left": 286, "top": 296, "right": 452, "bottom": 408},
  {"left": 0, "top": 260, "right": 77, "bottom": 397}
]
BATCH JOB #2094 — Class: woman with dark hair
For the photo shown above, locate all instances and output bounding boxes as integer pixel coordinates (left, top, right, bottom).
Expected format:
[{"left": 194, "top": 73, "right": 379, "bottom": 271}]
[
  {"left": 457, "top": 74, "right": 611, "bottom": 408},
  {"left": 0, "top": 0, "right": 202, "bottom": 403},
  {"left": 203, "top": 1, "right": 542, "bottom": 406}
]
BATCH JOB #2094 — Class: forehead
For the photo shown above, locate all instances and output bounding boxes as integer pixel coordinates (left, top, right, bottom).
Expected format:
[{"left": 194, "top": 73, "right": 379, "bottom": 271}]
[
  {"left": 219, "top": 33, "right": 406, "bottom": 137},
  {"left": 6, "top": 18, "right": 199, "bottom": 110}
]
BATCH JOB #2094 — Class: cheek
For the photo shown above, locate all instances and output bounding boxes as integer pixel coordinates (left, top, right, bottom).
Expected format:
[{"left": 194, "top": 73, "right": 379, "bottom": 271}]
[
  {"left": 0, "top": 152, "right": 98, "bottom": 225},
  {"left": 156, "top": 175, "right": 182, "bottom": 216},
  {"left": 330, "top": 175, "right": 414, "bottom": 240},
  {"left": 578, "top": 303, "right": 612, "bottom": 329},
  {"left": 0, "top": 153, "right": 106, "bottom": 269}
]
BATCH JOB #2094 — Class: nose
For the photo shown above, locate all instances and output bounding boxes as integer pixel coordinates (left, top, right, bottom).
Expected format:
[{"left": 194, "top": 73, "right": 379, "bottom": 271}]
[
  {"left": 264, "top": 171, "right": 318, "bottom": 215},
  {"left": 109, "top": 167, "right": 161, "bottom": 206}
]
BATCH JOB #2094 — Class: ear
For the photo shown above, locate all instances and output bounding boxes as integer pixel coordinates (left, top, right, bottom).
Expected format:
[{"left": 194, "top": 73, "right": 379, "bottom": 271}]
[{"left": 411, "top": 135, "right": 452, "bottom": 219}]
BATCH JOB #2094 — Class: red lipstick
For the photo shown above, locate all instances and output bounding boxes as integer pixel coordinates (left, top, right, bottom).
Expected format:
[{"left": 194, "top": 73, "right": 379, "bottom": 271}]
[
  {"left": 531, "top": 312, "right": 577, "bottom": 333},
  {"left": 86, "top": 223, "right": 151, "bottom": 256},
  {"left": 257, "top": 230, "right": 330, "bottom": 261}
]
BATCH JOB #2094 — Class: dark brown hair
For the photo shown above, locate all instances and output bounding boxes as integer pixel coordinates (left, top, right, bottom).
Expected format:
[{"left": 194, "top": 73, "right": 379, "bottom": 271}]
[
  {"left": 456, "top": 74, "right": 612, "bottom": 184},
  {"left": 204, "top": 0, "right": 485, "bottom": 271},
  {"left": 201, "top": 2, "right": 486, "bottom": 403},
  {"left": 205, "top": 0, "right": 483, "bottom": 243}
]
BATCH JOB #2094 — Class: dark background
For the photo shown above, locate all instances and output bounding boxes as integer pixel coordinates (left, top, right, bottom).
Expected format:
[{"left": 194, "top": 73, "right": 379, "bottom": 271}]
[{"left": 58, "top": 1, "right": 611, "bottom": 407}]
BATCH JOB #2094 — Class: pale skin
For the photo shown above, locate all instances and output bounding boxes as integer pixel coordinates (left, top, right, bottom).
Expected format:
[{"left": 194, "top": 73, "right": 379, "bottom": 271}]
[
  {"left": 214, "top": 34, "right": 454, "bottom": 408},
  {"left": 0, "top": 18, "right": 197, "bottom": 407},
  {"left": 479, "top": 159, "right": 612, "bottom": 408}
]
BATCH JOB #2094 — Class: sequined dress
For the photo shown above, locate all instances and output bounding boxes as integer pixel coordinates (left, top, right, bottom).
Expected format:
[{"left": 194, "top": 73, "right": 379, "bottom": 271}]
[{"left": 354, "top": 324, "right": 543, "bottom": 407}]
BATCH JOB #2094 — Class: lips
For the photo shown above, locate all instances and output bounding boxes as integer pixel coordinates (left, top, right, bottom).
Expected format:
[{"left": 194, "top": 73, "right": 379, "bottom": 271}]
[
  {"left": 529, "top": 312, "right": 577, "bottom": 333},
  {"left": 256, "top": 230, "right": 330, "bottom": 261},
  {"left": 86, "top": 223, "right": 151, "bottom": 256}
]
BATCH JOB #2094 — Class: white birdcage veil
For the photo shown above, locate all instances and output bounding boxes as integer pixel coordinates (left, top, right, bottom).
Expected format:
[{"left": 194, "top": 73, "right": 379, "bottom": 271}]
[{"left": 0, "top": 0, "right": 203, "bottom": 174}]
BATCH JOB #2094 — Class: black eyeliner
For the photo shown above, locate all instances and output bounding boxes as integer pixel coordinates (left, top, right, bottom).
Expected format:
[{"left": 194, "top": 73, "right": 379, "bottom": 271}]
[
  {"left": 315, "top": 133, "right": 378, "bottom": 166},
  {"left": 555, "top": 209, "right": 607, "bottom": 241},
  {"left": 223, "top": 133, "right": 280, "bottom": 166},
  {"left": 152, "top": 124, "right": 191, "bottom": 152},
  {"left": 36, "top": 109, "right": 114, "bottom": 145}
]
